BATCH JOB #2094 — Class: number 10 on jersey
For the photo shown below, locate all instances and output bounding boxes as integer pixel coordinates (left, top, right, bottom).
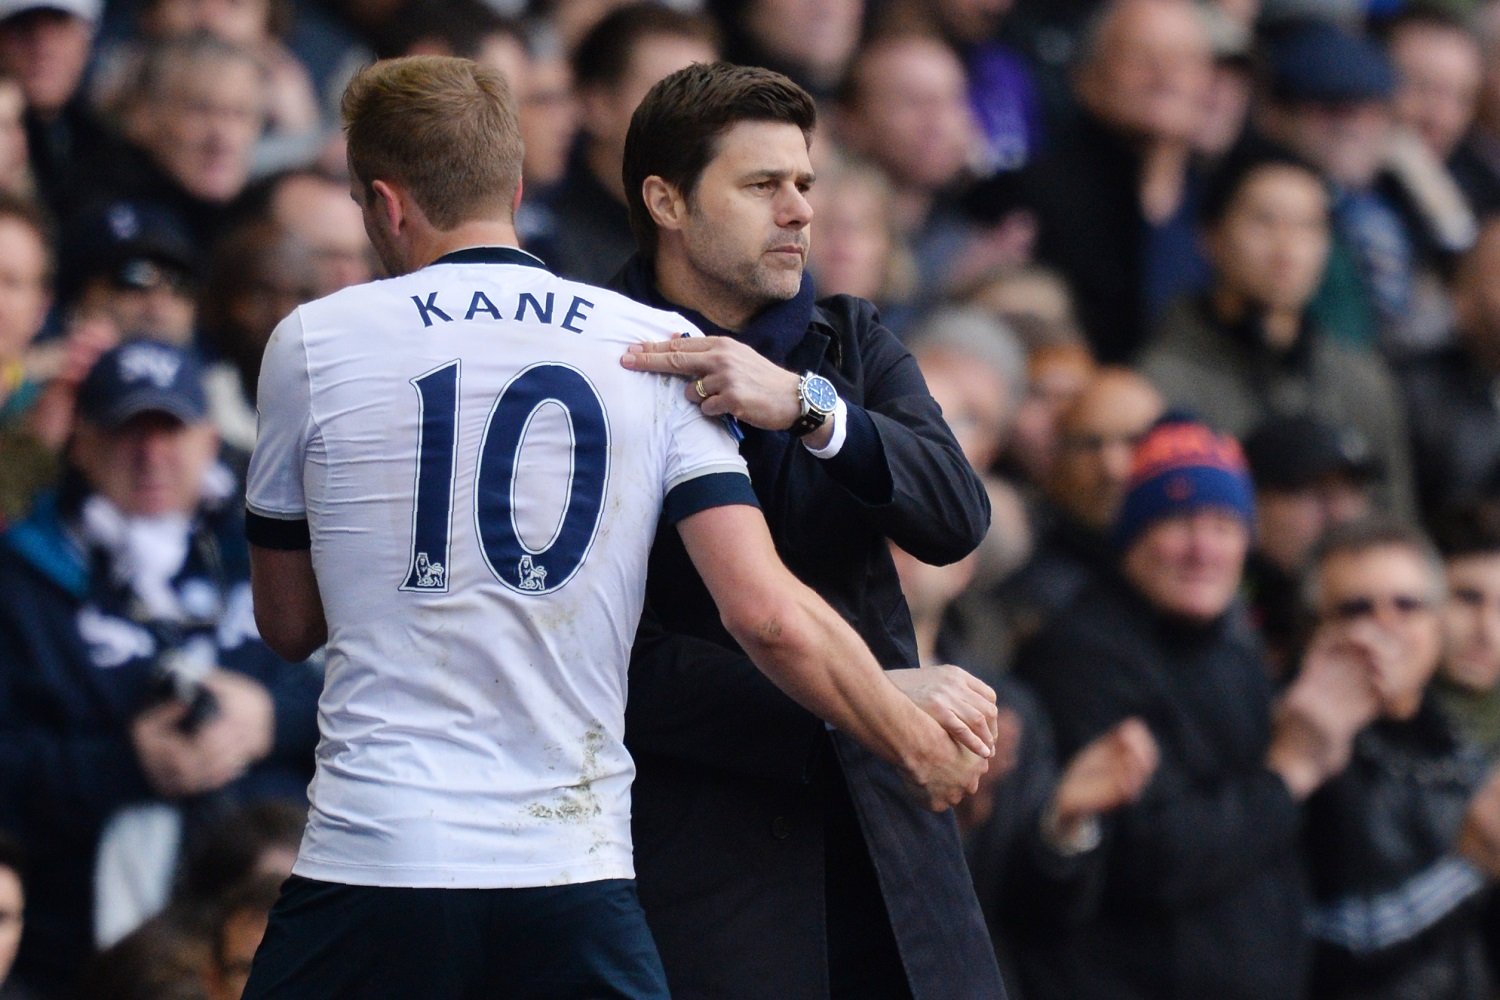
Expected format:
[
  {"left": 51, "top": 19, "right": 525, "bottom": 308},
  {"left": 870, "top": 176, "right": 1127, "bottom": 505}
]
[{"left": 401, "top": 359, "right": 610, "bottom": 597}]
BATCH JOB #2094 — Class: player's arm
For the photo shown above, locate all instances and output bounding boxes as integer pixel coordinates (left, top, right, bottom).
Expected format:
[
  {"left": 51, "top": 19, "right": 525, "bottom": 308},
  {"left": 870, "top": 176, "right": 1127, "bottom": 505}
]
[
  {"left": 244, "top": 311, "right": 324, "bottom": 662},
  {"left": 249, "top": 546, "right": 326, "bottom": 663},
  {"left": 676, "top": 502, "right": 990, "bottom": 810}
]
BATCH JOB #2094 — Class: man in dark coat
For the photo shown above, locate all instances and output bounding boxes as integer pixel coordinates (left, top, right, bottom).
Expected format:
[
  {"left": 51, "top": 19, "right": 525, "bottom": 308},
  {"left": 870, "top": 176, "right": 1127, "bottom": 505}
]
[
  {"left": 1016, "top": 415, "right": 1381, "bottom": 999},
  {"left": 611, "top": 63, "right": 1004, "bottom": 999}
]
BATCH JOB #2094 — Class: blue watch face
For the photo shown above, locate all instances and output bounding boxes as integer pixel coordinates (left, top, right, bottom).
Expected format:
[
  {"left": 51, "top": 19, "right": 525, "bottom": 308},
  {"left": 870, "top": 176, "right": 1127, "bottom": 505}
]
[{"left": 804, "top": 375, "right": 838, "bottom": 412}]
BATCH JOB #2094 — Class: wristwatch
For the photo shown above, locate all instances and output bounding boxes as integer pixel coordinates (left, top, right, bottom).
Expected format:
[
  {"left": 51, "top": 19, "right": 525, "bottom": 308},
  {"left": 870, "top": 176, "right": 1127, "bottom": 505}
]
[{"left": 790, "top": 372, "right": 838, "bottom": 437}]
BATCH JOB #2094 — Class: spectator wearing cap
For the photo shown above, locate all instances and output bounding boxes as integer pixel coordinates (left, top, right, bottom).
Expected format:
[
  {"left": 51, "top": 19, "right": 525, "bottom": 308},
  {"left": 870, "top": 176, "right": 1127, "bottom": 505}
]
[
  {"left": 1241, "top": 414, "right": 1380, "bottom": 677},
  {"left": 62, "top": 200, "right": 200, "bottom": 348},
  {"left": 0, "top": 0, "right": 128, "bottom": 226},
  {"left": 0, "top": 341, "right": 319, "bottom": 996},
  {"left": 1137, "top": 148, "right": 1416, "bottom": 517},
  {"left": 1258, "top": 18, "right": 1470, "bottom": 355},
  {"left": 1023, "top": 0, "right": 1215, "bottom": 364},
  {"left": 1015, "top": 415, "right": 1381, "bottom": 1000},
  {"left": 1399, "top": 217, "right": 1500, "bottom": 522},
  {"left": 1301, "top": 519, "right": 1500, "bottom": 1000}
]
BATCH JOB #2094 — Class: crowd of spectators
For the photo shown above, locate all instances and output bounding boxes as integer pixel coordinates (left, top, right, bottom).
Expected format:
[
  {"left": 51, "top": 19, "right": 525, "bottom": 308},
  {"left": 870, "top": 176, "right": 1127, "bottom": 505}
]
[{"left": 8, "top": 0, "right": 1500, "bottom": 996}]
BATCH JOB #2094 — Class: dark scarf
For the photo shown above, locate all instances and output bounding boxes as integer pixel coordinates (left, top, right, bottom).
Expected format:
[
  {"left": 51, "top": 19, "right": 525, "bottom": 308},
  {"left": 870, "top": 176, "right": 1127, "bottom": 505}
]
[
  {"left": 610, "top": 253, "right": 823, "bottom": 494},
  {"left": 611, "top": 253, "right": 817, "bottom": 367}
]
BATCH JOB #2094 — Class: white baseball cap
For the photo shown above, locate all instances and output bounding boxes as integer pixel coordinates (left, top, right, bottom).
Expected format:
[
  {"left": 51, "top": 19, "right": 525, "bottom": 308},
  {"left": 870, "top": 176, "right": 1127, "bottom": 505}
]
[{"left": 0, "top": 0, "right": 101, "bottom": 23}]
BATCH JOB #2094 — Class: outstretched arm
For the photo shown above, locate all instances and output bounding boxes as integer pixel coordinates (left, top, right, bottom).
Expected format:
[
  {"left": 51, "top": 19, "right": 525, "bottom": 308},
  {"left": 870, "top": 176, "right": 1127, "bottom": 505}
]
[{"left": 676, "top": 502, "right": 992, "bottom": 810}]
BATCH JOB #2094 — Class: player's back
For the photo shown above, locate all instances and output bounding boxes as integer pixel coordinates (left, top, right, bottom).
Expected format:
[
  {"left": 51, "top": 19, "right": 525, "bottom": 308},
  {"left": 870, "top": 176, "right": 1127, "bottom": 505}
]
[{"left": 249, "top": 247, "right": 743, "bottom": 889}]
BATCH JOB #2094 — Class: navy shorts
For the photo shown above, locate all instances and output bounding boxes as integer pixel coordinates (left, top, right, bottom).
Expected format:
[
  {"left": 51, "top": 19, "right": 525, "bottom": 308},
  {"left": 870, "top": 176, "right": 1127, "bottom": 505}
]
[{"left": 241, "top": 875, "right": 669, "bottom": 999}]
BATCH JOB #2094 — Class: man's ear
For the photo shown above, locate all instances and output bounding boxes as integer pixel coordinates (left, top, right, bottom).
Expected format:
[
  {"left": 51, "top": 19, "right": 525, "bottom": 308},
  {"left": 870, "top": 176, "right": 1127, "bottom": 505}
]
[
  {"left": 512, "top": 177, "right": 524, "bottom": 215},
  {"left": 642, "top": 176, "right": 686, "bottom": 232},
  {"left": 371, "top": 179, "right": 405, "bottom": 233}
]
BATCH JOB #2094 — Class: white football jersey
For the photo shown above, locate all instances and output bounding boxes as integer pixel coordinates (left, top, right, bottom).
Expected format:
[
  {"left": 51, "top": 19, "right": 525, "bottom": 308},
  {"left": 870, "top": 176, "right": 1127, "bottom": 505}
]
[{"left": 246, "top": 247, "right": 753, "bottom": 888}]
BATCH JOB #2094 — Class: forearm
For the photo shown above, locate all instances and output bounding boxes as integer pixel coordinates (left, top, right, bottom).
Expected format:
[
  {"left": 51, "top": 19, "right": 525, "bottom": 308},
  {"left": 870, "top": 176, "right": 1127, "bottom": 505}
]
[{"left": 724, "top": 582, "right": 947, "bottom": 775}]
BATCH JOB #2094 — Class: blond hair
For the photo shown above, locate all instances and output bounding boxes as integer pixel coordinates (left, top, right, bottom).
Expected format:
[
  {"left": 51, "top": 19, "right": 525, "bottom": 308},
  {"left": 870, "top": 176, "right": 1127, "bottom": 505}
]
[{"left": 342, "top": 55, "right": 522, "bottom": 230}]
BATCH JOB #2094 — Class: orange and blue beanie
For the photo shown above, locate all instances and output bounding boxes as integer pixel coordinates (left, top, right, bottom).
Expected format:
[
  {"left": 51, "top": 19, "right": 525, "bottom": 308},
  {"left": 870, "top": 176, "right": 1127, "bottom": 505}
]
[{"left": 1113, "top": 414, "right": 1255, "bottom": 552}]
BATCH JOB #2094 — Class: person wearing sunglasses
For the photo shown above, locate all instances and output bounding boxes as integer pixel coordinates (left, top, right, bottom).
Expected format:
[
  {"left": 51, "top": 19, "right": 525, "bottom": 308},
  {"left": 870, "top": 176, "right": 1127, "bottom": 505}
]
[{"left": 1301, "top": 518, "right": 1500, "bottom": 1000}]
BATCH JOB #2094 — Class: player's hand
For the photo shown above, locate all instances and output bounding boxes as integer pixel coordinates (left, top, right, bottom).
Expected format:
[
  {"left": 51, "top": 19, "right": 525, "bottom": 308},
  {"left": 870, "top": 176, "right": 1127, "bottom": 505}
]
[
  {"left": 1050, "top": 717, "right": 1158, "bottom": 834},
  {"left": 898, "top": 711, "right": 993, "bottom": 812},
  {"left": 621, "top": 335, "right": 802, "bottom": 430},
  {"left": 885, "top": 665, "right": 1000, "bottom": 760}
]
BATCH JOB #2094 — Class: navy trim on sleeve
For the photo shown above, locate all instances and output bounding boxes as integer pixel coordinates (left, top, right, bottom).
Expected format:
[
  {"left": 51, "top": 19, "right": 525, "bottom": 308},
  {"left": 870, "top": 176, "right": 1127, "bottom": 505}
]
[
  {"left": 663, "top": 471, "right": 760, "bottom": 525},
  {"left": 821, "top": 403, "right": 893, "bottom": 505},
  {"left": 246, "top": 510, "right": 312, "bottom": 550}
]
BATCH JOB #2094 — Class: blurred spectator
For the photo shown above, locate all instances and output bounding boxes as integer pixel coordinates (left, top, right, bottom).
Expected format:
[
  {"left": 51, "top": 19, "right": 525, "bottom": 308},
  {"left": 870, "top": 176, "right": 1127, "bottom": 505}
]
[
  {"left": 517, "top": 41, "right": 576, "bottom": 194},
  {"left": 1450, "top": 3, "right": 1500, "bottom": 215},
  {"left": 75, "top": 914, "right": 212, "bottom": 1000},
  {"left": 835, "top": 34, "right": 998, "bottom": 300},
  {"left": 206, "top": 874, "right": 280, "bottom": 1000},
  {"left": 1387, "top": 7, "right": 1484, "bottom": 164},
  {"left": 998, "top": 368, "right": 1163, "bottom": 652},
  {"left": 0, "top": 342, "right": 319, "bottom": 995},
  {"left": 171, "top": 801, "right": 302, "bottom": 922},
  {"left": 876, "top": 0, "right": 1045, "bottom": 174},
  {"left": 0, "top": 73, "right": 30, "bottom": 200},
  {"left": 1242, "top": 414, "right": 1380, "bottom": 677},
  {"left": 1138, "top": 149, "right": 1416, "bottom": 516},
  {"left": 95, "top": 0, "right": 321, "bottom": 177},
  {"left": 1016, "top": 415, "right": 1379, "bottom": 1000},
  {"left": 963, "top": 264, "right": 1083, "bottom": 342},
  {"left": 199, "top": 218, "right": 316, "bottom": 454},
  {"left": 0, "top": 835, "right": 23, "bottom": 998},
  {"left": 0, "top": 0, "right": 121, "bottom": 225},
  {"left": 1260, "top": 18, "right": 1468, "bottom": 354},
  {"left": 907, "top": 307, "right": 1032, "bottom": 673},
  {"left": 711, "top": 0, "right": 863, "bottom": 100},
  {"left": 544, "top": 4, "right": 717, "bottom": 284},
  {"left": 888, "top": 541, "right": 1158, "bottom": 1000},
  {"left": 805, "top": 155, "right": 918, "bottom": 328},
  {"left": 114, "top": 34, "right": 266, "bottom": 249},
  {"left": 0, "top": 193, "right": 54, "bottom": 525},
  {"left": 1400, "top": 217, "right": 1500, "bottom": 520},
  {"left": 1025, "top": 0, "right": 1214, "bottom": 363},
  {"left": 61, "top": 200, "right": 200, "bottom": 346},
  {"left": 261, "top": 170, "right": 373, "bottom": 296},
  {"left": 1432, "top": 498, "right": 1500, "bottom": 761},
  {"left": 1193, "top": 7, "right": 1254, "bottom": 162},
  {"left": 1301, "top": 520, "right": 1496, "bottom": 1000},
  {"left": 1003, "top": 338, "right": 1096, "bottom": 489}
]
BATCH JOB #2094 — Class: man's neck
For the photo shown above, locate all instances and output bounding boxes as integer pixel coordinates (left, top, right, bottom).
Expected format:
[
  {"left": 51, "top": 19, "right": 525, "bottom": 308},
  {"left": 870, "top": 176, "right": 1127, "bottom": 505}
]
[
  {"left": 404, "top": 221, "right": 523, "bottom": 273},
  {"left": 652, "top": 251, "right": 763, "bottom": 332},
  {"left": 1211, "top": 287, "right": 1301, "bottom": 351}
]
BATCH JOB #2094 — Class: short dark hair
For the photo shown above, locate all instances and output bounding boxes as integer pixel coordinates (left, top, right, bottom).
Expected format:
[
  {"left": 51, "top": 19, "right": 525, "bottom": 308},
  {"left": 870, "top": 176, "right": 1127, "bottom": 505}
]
[
  {"left": 1304, "top": 517, "right": 1445, "bottom": 612},
  {"left": 623, "top": 61, "right": 815, "bottom": 258},
  {"left": 571, "top": 3, "right": 719, "bottom": 92},
  {"left": 1199, "top": 145, "right": 1327, "bottom": 228},
  {"left": 1432, "top": 497, "right": 1500, "bottom": 559}
]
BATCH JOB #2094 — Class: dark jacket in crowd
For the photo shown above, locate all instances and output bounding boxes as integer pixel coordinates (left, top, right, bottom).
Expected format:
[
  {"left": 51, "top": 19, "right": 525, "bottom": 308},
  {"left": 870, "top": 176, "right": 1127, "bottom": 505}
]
[
  {"left": 1025, "top": 110, "right": 1208, "bottom": 364},
  {"left": 1016, "top": 571, "right": 1308, "bottom": 1000},
  {"left": 0, "top": 479, "right": 321, "bottom": 996},
  {"left": 542, "top": 146, "right": 638, "bottom": 288},
  {"left": 1305, "top": 699, "right": 1492, "bottom": 1000},
  {"left": 1138, "top": 297, "right": 1415, "bottom": 518},
  {"left": 611, "top": 256, "right": 1005, "bottom": 1000},
  {"left": 1397, "top": 343, "right": 1500, "bottom": 520},
  {"left": 23, "top": 99, "right": 133, "bottom": 231},
  {"left": 967, "top": 676, "right": 1104, "bottom": 1000}
]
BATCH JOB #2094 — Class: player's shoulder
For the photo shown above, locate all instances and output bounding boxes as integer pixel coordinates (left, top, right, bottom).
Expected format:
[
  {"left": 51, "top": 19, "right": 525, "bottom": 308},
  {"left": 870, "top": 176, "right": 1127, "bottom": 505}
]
[{"left": 550, "top": 275, "right": 701, "bottom": 342}]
